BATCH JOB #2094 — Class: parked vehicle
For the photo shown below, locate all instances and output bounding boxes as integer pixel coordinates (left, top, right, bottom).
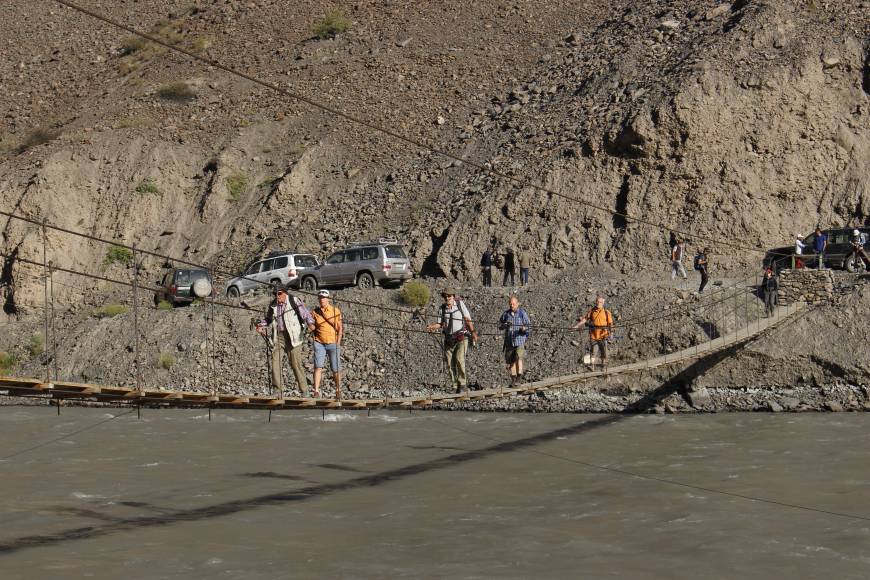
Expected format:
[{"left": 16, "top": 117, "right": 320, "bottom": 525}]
[
  {"left": 763, "top": 226, "right": 870, "bottom": 273},
  {"left": 307, "top": 238, "right": 413, "bottom": 290},
  {"left": 154, "top": 269, "right": 213, "bottom": 306},
  {"left": 225, "top": 252, "right": 320, "bottom": 298}
]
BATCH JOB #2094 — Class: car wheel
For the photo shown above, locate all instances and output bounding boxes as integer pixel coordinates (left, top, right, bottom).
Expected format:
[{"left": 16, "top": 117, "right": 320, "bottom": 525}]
[
  {"left": 227, "top": 286, "right": 240, "bottom": 299},
  {"left": 301, "top": 276, "right": 318, "bottom": 292},
  {"left": 357, "top": 272, "right": 374, "bottom": 289}
]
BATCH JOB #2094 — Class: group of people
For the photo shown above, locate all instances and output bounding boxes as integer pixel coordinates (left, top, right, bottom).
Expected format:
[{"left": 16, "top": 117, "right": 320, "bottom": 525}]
[
  {"left": 258, "top": 283, "right": 615, "bottom": 398},
  {"left": 257, "top": 287, "right": 343, "bottom": 399},
  {"left": 670, "top": 239, "right": 710, "bottom": 292},
  {"left": 794, "top": 227, "right": 869, "bottom": 271},
  {"left": 480, "top": 246, "right": 531, "bottom": 287}
]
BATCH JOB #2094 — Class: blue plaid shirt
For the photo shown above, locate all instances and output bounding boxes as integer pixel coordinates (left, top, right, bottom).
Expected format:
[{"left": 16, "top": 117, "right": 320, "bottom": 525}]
[{"left": 499, "top": 308, "right": 531, "bottom": 347}]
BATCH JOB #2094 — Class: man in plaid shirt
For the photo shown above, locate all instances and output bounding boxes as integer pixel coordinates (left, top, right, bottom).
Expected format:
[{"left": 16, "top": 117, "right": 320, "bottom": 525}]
[{"left": 498, "top": 295, "right": 532, "bottom": 385}]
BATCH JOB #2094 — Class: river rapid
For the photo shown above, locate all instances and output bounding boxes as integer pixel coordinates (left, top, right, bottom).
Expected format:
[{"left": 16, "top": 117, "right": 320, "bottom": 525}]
[{"left": 1, "top": 408, "right": 869, "bottom": 579}]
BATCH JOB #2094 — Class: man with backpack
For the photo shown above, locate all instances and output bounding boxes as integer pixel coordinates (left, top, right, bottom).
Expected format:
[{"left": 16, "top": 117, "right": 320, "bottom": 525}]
[
  {"left": 848, "top": 229, "right": 870, "bottom": 271},
  {"left": 671, "top": 239, "right": 687, "bottom": 281},
  {"left": 258, "top": 286, "right": 314, "bottom": 396},
  {"left": 498, "top": 294, "right": 532, "bottom": 385},
  {"left": 427, "top": 288, "right": 478, "bottom": 392},
  {"left": 694, "top": 248, "right": 710, "bottom": 293},
  {"left": 308, "top": 290, "right": 343, "bottom": 399},
  {"left": 572, "top": 296, "right": 613, "bottom": 371}
]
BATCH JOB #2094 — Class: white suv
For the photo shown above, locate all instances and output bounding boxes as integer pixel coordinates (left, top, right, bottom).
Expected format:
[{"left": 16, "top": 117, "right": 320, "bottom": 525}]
[{"left": 225, "top": 252, "right": 320, "bottom": 298}]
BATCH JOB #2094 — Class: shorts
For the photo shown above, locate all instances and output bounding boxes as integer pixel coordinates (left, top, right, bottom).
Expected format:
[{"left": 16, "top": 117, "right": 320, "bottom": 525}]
[
  {"left": 504, "top": 345, "right": 525, "bottom": 364},
  {"left": 313, "top": 341, "right": 341, "bottom": 371}
]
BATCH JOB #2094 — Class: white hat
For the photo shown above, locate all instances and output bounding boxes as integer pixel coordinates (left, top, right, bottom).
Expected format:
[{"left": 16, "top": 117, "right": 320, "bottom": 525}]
[
  {"left": 317, "top": 289, "right": 330, "bottom": 297},
  {"left": 854, "top": 229, "right": 860, "bottom": 236}
]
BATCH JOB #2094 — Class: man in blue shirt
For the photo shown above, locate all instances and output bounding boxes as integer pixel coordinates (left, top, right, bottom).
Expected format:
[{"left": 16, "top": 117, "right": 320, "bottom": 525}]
[
  {"left": 498, "top": 295, "right": 532, "bottom": 385},
  {"left": 813, "top": 227, "right": 828, "bottom": 270}
]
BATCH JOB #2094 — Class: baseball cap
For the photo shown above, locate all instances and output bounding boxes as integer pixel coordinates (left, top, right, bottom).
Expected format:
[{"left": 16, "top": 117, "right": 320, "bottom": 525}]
[{"left": 317, "top": 289, "right": 330, "bottom": 297}]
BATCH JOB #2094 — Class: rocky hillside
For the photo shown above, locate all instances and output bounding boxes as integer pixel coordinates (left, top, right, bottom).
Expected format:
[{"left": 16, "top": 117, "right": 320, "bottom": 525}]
[{"left": 1, "top": 0, "right": 867, "bottom": 316}]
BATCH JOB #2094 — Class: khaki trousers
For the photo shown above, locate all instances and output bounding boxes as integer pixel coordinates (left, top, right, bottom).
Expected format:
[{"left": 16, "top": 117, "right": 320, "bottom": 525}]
[
  {"left": 271, "top": 331, "right": 308, "bottom": 395},
  {"left": 444, "top": 339, "right": 468, "bottom": 387}
]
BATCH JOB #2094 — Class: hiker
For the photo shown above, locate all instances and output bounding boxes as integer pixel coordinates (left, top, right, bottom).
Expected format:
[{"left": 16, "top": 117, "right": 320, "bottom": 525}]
[
  {"left": 671, "top": 239, "right": 687, "bottom": 281},
  {"left": 498, "top": 294, "right": 531, "bottom": 385},
  {"left": 813, "top": 227, "right": 827, "bottom": 270},
  {"left": 427, "top": 288, "right": 478, "bottom": 392},
  {"left": 257, "top": 286, "right": 313, "bottom": 396},
  {"left": 517, "top": 248, "right": 531, "bottom": 286},
  {"left": 502, "top": 247, "right": 516, "bottom": 287},
  {"left": 572, "top": 296, "right": 613, "bottom": 371},
  {"left": 480, "top": 247, "right": 493, "bottom": 287},
  {"left": 694, "top": 248, "right": 709, "bottom": 292},
  {"left": 761, "top": 269, "right": 778, "bottom": 317},
  {"left": 848, "top": 229, "right": 870, "bottom": 270},
  {"left": 308, "top": 290, "right": 343, "bottom": 399}
]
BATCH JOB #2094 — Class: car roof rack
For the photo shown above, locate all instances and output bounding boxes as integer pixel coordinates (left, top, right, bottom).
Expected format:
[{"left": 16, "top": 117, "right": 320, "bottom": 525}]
[
  {"left": 265, "top": 250, "right": 296, "bottom": 258},
  {"left": 348, "top": 236, "right": 399, "bottom": 247}
]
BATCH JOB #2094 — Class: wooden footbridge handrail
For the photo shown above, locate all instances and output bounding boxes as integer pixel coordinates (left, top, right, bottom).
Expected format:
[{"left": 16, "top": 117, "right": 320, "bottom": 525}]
[{"left": 0, "top": 303, "right": 805, "bottom": 410}]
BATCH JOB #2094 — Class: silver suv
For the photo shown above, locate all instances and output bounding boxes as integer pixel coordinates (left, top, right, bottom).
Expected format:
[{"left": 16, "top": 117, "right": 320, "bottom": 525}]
[
  {"left": 307, "top": 238, "right": 413, "bottom": 290},
  {"left": 226, "top": 252, "right": 320, "bottom": 298}
]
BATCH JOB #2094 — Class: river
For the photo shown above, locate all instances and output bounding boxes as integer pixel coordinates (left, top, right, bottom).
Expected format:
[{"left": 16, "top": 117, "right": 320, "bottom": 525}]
[{"left": 0, "top": 408, "right": 868, "bottom": 579}]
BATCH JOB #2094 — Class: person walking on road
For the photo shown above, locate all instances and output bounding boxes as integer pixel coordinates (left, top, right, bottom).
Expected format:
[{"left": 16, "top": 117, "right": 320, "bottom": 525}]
[
  {"left": 258, "top": 286, "right": 314, "bottom": 396},
  {"left": 480, "top": 247, "right": 493, "bottom": 287},
  {"left": 308, "top": 290, "right": 343, "bottom": 399},
  {"left": 572, "top": 296, "right": 613, "bottom": 371},
  {"left": 848, "top": 229, "right": 870, "bottom": 271},
  {"left": 502, "top": 247, "right": 516, "bottom": 287},
  {"left": 671, "top": 239, "right": 687, "bottom": 281},
  {"left": 517, "top": 248, "right": 531, "bottom": 286},
  {"left": 427, "top": 288, "right": 478, "bottom": 392},
  {"left": 761, "top": 269, "right": 778, "bottom": 317},
  {"left": 498, "top": 295, "right": 531, "bottom": 385},
  {"left": 694, "top": 248, "right": 710, "bottom": 293},
  {"left": 813, "top": 227, "right": 828, "bottom": 270}
]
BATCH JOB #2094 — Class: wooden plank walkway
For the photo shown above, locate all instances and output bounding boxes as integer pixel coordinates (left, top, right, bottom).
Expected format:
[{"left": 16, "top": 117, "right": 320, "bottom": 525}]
[{"left": 0, "top": 303, "right": 805, "bottom": 410}]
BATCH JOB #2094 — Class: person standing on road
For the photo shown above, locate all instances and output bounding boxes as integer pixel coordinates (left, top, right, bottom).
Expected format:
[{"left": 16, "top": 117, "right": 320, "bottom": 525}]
[
  {"left": 308, "top": 290, "right": 343, "bottom": 399},
  {"left": 502, "top": 247, "right": 516, "bottom": 287},
  {"left": 517, "top": 248, "right": 531, "bottom": 286},
  {"left": 671, "top": 239, "right": 687, "bottom": 281},
  {"left": 794, "top": 234, "right": 806, "bottom": 269},
  {"left": 572, "top": 296, "right": 613, "bottom": 371},
  {"left": 813, "top": 227, "right": 828, "bottom": 270},
  {"left": 498, "top": 294, "right": 531, "bottom": 385},
  {"left": 761, "top": 269, "right": 778, "bottom": 317},
  {"left": 694, "top": 248, "right": 710, "bottom": 293},
  {"left": 258, "top": 286, "right": 314, "bottom": 396},
  {"left": 480, "top": 246, "right": 493, "bottom": 287},
  {"left": 848, "top": 229, "right": 870, "bottom": 271},
  {"left": 427, "top": 288, "right": 477, "bottom": 392}
]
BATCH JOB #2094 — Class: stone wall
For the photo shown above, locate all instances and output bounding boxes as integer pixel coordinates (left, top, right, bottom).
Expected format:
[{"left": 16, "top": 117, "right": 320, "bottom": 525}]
[{"left": 777, "top": 269, "right": 834, "bottom": 305}]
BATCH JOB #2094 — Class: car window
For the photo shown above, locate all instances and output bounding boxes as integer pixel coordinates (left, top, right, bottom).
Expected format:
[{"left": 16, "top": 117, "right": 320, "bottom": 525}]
[
  {"left": 294, "top": 255, "right": 317, "bottom": 268},
  {"left": 259, "top": 259, "right": 275, "bottom": 273},
  {"left": 175, "top": 270, "right": 190, "bottom": 285},
  {"left": 345, "top": 249, "right": 361, "bottom": 262},
  {"left": 804, "top": 234, "right": 816, "bottom": 247},
  {"left": 326, "top": 252, "right": 344, "bottom": 265},
  {"left": 190, "top": 270, "right": 209, "bottom": 283},
  {"left": 161, "top": 272, "right": 171, "bottom": 286},
  {"left": 273, "top": 256, "right": 288, "bottom": 269},
  {"left": 360, "top": 247, "right": 379, "bottom": 260},
  {"left": 385, "top": 245, "right": 407, "bottom": 259},
  {"left": 831, "top": 233, "right": 849, "bottom": 245},
  {"left": 245, "top": 262, "right": 260, "bottom": 276}
]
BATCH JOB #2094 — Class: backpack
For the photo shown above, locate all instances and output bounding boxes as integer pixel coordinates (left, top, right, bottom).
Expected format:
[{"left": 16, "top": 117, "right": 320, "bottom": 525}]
[{"left": 693, "top": 254, "right": 703, "bottom": 271}]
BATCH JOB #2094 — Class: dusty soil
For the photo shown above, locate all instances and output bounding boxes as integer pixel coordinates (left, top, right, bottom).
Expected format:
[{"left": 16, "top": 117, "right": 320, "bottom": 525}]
[{"left": 1, "top": 0, "right": 869, "bottom": 410}]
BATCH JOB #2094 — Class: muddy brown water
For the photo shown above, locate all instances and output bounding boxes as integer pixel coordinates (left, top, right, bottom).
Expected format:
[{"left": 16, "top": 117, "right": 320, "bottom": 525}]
[{"left": 0, "top": 408, "right": 869, "bottom": 579}]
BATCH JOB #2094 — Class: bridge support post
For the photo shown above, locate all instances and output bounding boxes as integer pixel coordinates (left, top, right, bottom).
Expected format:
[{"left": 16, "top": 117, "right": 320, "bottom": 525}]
[
  {"left": 132, "top": 246, "right": 142, "bottom": 395},
  {"left": 49, "top": 262, "right": 58, "bottom": 381},
  {"left": 41, "top": 220, "right": 51, "bottom": 385}
]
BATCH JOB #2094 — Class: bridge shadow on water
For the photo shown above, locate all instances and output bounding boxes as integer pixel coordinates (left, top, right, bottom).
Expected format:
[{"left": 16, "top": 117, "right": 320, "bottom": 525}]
[{"left": 0, "top": 344, "right": 752, "bottom": 555}]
